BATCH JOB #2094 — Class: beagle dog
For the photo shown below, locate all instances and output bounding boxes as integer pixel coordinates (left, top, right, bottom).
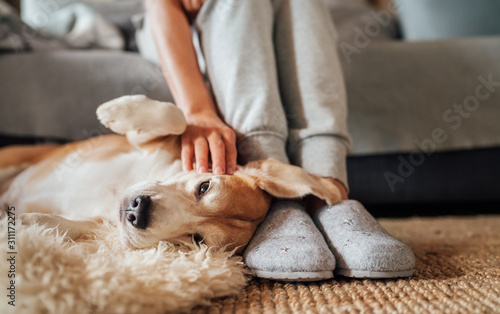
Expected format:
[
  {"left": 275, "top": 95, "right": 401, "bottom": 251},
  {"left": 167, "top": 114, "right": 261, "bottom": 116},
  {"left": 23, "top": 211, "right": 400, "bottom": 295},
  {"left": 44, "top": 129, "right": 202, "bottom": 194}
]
[{"left": 0, "top": 95, "right": 341, "bottom": 252}]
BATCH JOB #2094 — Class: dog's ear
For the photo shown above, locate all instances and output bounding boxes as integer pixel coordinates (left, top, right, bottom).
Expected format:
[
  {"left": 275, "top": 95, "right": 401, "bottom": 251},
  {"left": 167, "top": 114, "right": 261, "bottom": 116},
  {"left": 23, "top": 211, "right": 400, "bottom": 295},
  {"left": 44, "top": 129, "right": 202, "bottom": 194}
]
[{"left": 239, "top": 158, "right": 341, "bottom": 205}]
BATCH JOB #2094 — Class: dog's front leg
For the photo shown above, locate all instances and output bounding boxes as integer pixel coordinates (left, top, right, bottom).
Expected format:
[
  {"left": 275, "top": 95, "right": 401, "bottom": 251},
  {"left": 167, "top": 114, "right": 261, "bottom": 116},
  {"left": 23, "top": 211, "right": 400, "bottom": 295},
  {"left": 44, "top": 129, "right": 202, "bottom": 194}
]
[
  {"left": 19, "top": 213, "right": 105, "bottom": 240},
  {"left": 96, "top": 95, "right": 187, "bottom": 147}
]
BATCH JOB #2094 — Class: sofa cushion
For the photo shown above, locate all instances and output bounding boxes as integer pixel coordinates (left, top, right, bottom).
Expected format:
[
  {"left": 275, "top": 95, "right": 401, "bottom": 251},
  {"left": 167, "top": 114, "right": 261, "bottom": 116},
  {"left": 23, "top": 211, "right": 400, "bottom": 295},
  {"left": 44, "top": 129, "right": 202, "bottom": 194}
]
[
  {"left": 397, "top": 0, "right": 500, "bottom": 41},
  {"left": 322, "top": 0, "right": 398, "bottom": 44},
  {"left": 342, "top": 36, "right": 500, "bottom": 155},
  {"left": 0, "top": 50, "right": 172, "bottom": 140}
]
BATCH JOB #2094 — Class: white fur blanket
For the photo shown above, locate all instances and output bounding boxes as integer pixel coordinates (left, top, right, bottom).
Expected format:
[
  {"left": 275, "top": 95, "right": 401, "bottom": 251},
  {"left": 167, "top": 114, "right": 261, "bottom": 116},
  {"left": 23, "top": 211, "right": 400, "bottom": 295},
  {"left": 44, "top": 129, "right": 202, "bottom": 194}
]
[{"left": 0, "top": 218, "right": 249, "bottom": 313}]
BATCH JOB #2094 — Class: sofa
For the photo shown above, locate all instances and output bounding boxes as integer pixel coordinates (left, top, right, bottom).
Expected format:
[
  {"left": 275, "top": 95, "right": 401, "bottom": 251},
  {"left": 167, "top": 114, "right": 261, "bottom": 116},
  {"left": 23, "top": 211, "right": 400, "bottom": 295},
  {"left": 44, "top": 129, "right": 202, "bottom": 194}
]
[{"left": 1, "top": 0, "right": 499, "bottom": 214}]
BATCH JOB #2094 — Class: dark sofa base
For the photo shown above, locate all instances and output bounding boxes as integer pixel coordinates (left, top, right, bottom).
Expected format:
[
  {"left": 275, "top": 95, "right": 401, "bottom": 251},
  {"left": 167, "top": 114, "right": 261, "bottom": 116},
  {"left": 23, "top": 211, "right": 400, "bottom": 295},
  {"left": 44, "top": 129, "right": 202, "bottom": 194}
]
[{"left": 347, "top": 147, "right": 500, "bottom": 205}]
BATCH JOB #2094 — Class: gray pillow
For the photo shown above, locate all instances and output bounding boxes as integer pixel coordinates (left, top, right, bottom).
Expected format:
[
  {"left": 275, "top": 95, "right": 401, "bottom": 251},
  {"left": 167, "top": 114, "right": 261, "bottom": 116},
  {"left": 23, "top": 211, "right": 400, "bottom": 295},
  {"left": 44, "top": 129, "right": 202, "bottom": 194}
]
[
  {"left": 21, "top": 0, "right": 144, "bottom": 50},
  {"left": 397, "top": 0, "right": 500, "bottom": 41},
  {"left": 0, "top": 0, "right": 67, "bottom": 52},
  {"left": 21, "top": 0, "right": 144, "bottom": 32}
]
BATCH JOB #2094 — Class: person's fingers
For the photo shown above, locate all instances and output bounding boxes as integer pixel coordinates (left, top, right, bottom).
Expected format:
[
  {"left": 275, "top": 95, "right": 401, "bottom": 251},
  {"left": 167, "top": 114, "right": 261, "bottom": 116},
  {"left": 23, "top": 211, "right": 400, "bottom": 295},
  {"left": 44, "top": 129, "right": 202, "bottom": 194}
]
[
  {"left": 208, "top": 133, "right": 226, "bottom": 175},
  {"left": 180, "top": 0, "right": 193, "bottom": 13},
  {"left": 194, "top": 137, "right": 209, "bottom": 173},
  {"left": 179, "top": 0, "right": 189, "bottom": 11},
  {"left": 181, "top": 136, "right": 194, "bottom": 172},
  {"left": 189, "top": 0, "right": 200, "bottom": 12},
  {"left": 221, "top": 128, "right": 237, "bottom": 175},
  {"left": 184, "top": 0, "right": 203, "bottom": 15}
]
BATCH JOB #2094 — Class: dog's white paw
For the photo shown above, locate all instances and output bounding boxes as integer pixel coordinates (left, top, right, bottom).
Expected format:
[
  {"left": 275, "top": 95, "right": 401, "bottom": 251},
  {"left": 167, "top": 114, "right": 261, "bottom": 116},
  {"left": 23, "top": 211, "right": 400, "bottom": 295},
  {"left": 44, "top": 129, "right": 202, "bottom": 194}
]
[{"left": 96, "top": 95, "right": 186, "bottom": 137}]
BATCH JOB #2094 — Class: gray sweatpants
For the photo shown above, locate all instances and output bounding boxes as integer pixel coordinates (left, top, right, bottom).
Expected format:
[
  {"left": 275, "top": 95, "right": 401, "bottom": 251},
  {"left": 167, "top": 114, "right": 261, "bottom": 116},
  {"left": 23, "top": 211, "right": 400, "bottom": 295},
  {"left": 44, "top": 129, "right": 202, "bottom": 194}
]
[{"left": 137, "top": 0, "right": 352, "bottom": 188}]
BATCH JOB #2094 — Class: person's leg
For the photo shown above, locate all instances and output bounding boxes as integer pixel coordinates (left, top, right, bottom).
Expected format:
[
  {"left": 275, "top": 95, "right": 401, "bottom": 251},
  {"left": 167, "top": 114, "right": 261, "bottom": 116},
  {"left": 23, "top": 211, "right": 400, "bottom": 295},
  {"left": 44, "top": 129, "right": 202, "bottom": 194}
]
[
  {"left": 194, "top": 0, "right": 336, "bottom": 281},
  {"left": 270, "top": 0, "right": 415, "bottom": 278},
  {"left": 273, "top": 0, "right": 351, "bottom": 188},
  {"left": 194, "top": 0, "right": 289, "bottom": 165}
]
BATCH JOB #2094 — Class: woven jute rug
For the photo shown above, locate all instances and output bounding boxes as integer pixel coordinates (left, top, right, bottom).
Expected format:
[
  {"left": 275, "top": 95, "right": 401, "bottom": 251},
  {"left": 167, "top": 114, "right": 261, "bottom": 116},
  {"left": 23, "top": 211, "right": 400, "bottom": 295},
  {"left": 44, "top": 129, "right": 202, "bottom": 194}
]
[{"left": 195, "top": 215, "right": 500, "bottom": 313}]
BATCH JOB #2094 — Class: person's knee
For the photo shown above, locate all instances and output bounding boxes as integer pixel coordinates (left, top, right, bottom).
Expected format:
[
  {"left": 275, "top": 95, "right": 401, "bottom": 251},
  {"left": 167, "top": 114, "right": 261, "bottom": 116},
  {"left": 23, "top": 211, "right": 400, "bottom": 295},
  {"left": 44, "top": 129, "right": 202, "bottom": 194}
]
[{"left": 237, "top": 133, "right": 289, "bottom": 164}]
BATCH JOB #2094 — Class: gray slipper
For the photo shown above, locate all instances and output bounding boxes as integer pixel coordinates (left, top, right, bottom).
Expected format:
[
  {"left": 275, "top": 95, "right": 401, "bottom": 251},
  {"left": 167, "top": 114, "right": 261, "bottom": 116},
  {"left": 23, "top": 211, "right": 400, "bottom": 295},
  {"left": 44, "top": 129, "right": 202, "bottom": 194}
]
[
  {"left": 313, "top": 200, "right": 415, "bottom": 278},
  {"left": 243, "top": 201, "right": 336, "bottom": 281}
]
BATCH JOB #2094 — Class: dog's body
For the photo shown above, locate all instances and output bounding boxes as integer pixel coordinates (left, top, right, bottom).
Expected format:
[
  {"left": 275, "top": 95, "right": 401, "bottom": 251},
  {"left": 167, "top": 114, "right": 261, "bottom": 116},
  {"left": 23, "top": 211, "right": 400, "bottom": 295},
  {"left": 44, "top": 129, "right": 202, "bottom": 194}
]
[{"left": 0, "top": 95, "right": 340, "bottom": 252}]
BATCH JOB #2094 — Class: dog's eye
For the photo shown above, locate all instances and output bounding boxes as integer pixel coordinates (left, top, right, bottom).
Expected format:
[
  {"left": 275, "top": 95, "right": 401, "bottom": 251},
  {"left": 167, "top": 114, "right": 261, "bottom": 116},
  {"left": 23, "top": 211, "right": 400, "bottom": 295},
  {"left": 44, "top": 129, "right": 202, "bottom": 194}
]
[
  {"left": 197, "top": 181, "right": 211, "bottom": 196},
  {"left": 192, "top": 233, "right": 204, "bottom": 245}
]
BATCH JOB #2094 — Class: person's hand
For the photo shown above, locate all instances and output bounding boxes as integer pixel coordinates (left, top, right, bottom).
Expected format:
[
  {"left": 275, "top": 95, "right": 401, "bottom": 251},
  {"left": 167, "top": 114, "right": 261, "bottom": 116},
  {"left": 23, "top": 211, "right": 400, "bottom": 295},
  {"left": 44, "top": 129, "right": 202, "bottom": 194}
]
[
  {"left": 182, "top": 110, "right": 237, "bottom": 175},
  {"left": 178, "top": 0, "right": 206, "bottom": 20}
]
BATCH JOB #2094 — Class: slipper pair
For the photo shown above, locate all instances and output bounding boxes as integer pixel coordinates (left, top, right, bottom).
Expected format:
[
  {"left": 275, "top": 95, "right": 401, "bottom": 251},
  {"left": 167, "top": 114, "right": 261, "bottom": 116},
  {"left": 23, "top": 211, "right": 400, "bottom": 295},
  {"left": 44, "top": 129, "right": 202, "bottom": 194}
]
[{"left": 243, "top": 200, "right": 415, "bottom": 281}]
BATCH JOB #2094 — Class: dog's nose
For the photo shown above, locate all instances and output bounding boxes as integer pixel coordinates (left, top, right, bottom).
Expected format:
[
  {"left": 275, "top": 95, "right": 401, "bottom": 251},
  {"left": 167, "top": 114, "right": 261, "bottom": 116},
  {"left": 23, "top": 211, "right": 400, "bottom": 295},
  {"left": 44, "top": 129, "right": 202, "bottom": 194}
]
[{"left": 125, "top": 195, "right": 151, "bottom": 229}]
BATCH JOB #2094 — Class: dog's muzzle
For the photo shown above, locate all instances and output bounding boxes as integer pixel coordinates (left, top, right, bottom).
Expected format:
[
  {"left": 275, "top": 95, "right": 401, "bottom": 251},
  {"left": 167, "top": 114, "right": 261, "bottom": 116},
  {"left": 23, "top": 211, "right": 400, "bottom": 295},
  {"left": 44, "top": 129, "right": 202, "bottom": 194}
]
[{"left": 122, "top": 195, "right": 151, "bottom": 229}]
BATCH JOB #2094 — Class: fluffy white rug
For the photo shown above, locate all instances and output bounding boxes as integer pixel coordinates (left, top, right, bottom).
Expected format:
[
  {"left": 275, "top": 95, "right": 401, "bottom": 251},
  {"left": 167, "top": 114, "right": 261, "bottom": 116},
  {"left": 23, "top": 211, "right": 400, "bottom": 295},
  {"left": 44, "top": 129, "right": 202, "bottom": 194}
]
[{"left": 0, "top": 218, "right": 249, "bottom": 313}]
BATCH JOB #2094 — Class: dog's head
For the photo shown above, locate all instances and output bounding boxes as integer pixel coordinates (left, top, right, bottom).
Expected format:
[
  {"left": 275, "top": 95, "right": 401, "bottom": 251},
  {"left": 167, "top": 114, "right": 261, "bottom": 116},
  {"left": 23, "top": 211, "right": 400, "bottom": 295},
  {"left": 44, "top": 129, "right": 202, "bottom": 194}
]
[{"left": 119, "top": 158, "right": 341, "bottom": 253}]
